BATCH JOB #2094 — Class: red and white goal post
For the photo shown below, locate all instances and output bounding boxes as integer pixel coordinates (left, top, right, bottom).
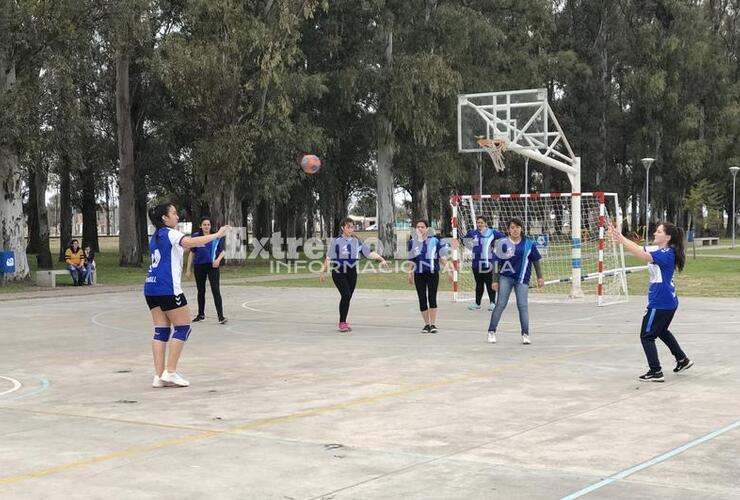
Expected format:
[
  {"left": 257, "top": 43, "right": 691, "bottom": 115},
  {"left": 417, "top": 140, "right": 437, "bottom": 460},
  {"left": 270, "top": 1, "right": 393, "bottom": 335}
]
[{"left": 450, "top": 192, "right": 630, "bottom": 306}]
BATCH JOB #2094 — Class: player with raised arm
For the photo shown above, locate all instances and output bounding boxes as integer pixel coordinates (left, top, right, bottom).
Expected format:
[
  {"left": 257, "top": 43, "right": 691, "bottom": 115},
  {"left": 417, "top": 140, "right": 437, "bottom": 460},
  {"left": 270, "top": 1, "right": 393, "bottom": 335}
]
[
  {"left": 609, "top": 221, "right": 693, "bottom": 382},
  {"left": 145, "top": 204, "right": 230, "bottom": 388}
]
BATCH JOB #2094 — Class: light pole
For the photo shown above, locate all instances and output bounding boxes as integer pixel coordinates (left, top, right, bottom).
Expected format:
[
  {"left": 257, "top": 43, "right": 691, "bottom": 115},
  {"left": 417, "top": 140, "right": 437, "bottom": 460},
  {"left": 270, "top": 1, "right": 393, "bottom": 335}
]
[
  {"left": 731, "top": 166, "right": 739, "bottom": 249},
  {"left": 641, "top": 157, "right": 655, "bottom": 242}
]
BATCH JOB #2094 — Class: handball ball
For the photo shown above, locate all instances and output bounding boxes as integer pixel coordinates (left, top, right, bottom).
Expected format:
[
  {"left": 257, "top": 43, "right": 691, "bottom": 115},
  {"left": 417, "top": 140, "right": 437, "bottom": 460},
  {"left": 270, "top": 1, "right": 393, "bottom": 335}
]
[{"left": 301, "top": 154, "right": 321, "bottom": 174}]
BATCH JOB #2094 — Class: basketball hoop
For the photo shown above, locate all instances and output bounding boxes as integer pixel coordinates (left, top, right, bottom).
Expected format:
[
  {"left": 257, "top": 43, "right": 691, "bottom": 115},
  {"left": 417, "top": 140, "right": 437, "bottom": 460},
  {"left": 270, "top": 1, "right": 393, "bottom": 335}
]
[{"left": 477, "top": 138, "right": 507, "bottom": 172}]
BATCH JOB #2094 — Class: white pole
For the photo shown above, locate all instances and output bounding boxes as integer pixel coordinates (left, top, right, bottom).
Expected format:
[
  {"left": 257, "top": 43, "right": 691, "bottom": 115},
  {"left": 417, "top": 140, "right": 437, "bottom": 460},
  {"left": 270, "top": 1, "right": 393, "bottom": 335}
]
[
  {"left": 731, "top": 167, "right": 739, "bottom": 249},
  {"left": 524, "top": 158, "right": 529, "bottom": 233},
  {"left": 641, "top": 158, "right": 655, "bottom": 242},
  {"left": 569, "top": 157, "right": 584, "bottom": 299}
]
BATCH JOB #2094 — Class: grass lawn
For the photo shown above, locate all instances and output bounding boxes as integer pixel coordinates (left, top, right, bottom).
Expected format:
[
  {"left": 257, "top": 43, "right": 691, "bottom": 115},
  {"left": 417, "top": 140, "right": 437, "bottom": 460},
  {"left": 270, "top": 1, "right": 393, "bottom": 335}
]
[{"left": 2, "top": 236, "right": 739, "bottom": 297}]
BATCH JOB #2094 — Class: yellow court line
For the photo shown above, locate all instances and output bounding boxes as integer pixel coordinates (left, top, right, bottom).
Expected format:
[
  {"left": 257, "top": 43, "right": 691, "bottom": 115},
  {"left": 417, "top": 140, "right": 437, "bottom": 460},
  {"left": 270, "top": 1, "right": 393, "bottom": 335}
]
[{"left": 0, "top": 344, "right": 617, "bottom": 485}]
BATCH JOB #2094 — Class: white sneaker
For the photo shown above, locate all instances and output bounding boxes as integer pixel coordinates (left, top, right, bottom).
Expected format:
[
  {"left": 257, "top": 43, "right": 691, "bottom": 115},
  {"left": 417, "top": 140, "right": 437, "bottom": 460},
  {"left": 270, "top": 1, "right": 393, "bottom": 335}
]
[
  {"left": 161, "top": 370, "right": 190, "bottom": 387},
  {"left": 467, "top": 303, "right": 481, "bottom": 311},
  {"left": 522, "top": 334, "right": 531, "bottom": 345},
  {"left": 488, "top": 303, "right": 495, "bottom": 311},
  {"left": 487, "top": 332, "right": 496, "bottom": 343},
  {"left": 152, "top": 375, "right": 166, "bottom": 388}
]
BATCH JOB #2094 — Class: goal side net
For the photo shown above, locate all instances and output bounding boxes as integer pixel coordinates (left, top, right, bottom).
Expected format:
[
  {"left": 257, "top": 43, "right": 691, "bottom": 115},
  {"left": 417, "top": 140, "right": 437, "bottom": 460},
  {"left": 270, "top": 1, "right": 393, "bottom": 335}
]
[{"left": 450, "top": 192, "right": 628, "bottom": 306}]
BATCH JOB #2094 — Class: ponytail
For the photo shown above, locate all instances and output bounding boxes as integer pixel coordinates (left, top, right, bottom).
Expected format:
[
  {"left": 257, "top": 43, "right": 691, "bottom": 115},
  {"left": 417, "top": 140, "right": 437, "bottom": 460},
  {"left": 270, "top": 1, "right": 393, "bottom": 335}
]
[
  {"left": 148, "top": 204, "right": 173, "bottom": 242},
  {"left": 660, "top": 221, "right": 685, "bottom": 272}
]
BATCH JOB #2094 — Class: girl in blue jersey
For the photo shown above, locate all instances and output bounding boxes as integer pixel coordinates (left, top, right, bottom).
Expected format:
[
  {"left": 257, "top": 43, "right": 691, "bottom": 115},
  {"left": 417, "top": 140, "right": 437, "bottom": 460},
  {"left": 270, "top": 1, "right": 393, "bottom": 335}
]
[
  {"left": 186, "top": 216, "right": 227, "bottom": 324},
  {"left": 608, "top": 221, "right": 693, "bottom": 382},
  {"left": 487, "top": 217, "right": 544, "bottom": 344},
  {"left": 407, "top": 220, "right": 452, "bottom": 333},
  {"left": 320, "top": 217, "right": 388, "bottom": 332},
  {"left": 145, "top": 204, "right": 230, "bottom": 388},
  {"left": 464, "top": 216, "right": 505, "bottom": 311}
]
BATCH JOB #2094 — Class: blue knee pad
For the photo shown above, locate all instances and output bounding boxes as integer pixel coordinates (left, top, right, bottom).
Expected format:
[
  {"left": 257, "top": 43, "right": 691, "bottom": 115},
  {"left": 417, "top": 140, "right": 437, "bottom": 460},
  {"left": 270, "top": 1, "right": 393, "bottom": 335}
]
[
  {"left": 153, "top": 327, "right": 171, "bottom": 342},
  {"left": 172, "top": 325, "right": 191, "bottom": 342}
]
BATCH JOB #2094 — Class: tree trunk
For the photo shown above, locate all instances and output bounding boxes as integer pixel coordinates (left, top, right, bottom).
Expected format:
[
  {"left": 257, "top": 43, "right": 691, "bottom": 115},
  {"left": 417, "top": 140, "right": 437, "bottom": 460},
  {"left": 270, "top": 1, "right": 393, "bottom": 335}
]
[
  {"left": 135, "top": 162, "right": 148, "bottom": 253},
  {"left": 81, "top": 169, "right": 99, "bottom": 252},
  {"left": 116, "top": 55, "right": 140, "bottom": 266},
  {"left": 34, "top": 161, "right": 53, "bottom": 269},
  {"left": 26, "top": 170, "right": 40, "bottom": 253},
  {"left": 0, "top": 44, "right": 29, "bottom": 283},
  {"left": 58, "top": 160, "right": 72, "bottom": 262},
  {"left": 105, "top": 179, "right": 111, "bottom": 235},
  {"left": 0, "top": 151, "right": 30, "bottom": 283}
]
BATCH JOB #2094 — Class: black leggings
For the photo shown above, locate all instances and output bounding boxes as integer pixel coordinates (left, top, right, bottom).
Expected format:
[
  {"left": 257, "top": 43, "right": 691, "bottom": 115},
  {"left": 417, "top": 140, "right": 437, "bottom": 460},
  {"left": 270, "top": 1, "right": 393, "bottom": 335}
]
[
  {"left": 473, "top": 267, "right": 496, "bottom": 305},
  {"left": 414, "top": 272, "right": 439, "bottom": 312},
  {"left": 332, "top": 267, "right": 358, "bottom": 322},
  {"left": 194, "top": 263, "right": 224, "bottom": 318}
]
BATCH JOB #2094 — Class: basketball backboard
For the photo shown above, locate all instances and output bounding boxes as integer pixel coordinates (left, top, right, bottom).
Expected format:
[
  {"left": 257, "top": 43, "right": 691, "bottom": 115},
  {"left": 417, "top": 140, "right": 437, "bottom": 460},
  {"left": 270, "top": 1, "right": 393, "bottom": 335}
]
[
  {"left": 457, "top": 87, "right": 577, "bottom": 175},
  {"left": 458, "top": 88, "right": 549, "bottom": 153}
]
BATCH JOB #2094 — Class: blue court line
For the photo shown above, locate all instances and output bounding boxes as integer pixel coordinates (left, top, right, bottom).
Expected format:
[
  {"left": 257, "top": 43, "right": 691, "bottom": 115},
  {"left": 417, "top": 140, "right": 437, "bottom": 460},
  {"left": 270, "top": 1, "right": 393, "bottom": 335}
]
[
  {"left": 2, "top": 377, "right": 50, "bottom": 401},
  {"left": 561, "top": 418, "right": 740, "bottom": 499}
]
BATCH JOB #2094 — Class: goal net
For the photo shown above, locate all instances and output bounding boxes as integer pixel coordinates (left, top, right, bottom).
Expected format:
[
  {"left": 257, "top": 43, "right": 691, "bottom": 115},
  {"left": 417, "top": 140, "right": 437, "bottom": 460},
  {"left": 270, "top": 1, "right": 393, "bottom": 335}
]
[{"left": 450, "top": 192, "right": 628, "bottom": 306}]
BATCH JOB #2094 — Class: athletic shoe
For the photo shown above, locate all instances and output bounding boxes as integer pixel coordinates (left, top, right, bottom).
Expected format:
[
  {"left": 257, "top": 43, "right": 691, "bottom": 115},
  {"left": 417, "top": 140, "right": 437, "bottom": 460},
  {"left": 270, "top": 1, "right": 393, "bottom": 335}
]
[
  {"left": 522, "top": 334, "right": 531, "bottom": 345},
  {"left": 421, "top": 325, "right": 431, "bottom": 334},
  {"left": 487, "top": 332, "right": 496, "bottom": 343},
  {"left": 218, "top": 317, "right": 228, "bottom": 325},
  {"left": 673, "top": 358, "right": 694, "bottom": 373},
  {"left": 161, "top": 370, "right": 190, "bottom": 387},
  {"left": 488, "top": 303, "right": 495, "bottom": 311},
  {"left": 429, "top": 324, "right": 438, "bottom": 333},
  {"left": 638, "top": 370, "right": 664, "bottom": 382},
  {"left": 192, "top": 315, "right": 205, "bottom": 322},
  {"left": 467, "top": 304, "right": 481, "bottom": 311},
  {"left": 338, "top": 322, "right": 351, "bottom": 333},
  {"left": 152, "top": 375, "right": 166, "bottom": 388}
]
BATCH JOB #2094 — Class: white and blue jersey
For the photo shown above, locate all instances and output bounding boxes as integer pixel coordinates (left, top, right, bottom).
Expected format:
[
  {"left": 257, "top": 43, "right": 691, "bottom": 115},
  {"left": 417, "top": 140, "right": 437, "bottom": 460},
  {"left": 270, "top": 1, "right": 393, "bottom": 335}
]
[
  {"left": 144, "top": 227, "right": 187, "bottom": 296},
  {"left": 495, "top": 238, "right": 542, "bottom": 285},
  {"left": 190, "top": 230, "right": 225, "bottom": 265},
  {"left": 465, "top": 228, "right": 505, "bottom": 271},
  {"left": 408, "top": 236, "right": 448, "bottom": 273},
  {"left": 645, "top": 246, "right": 679, "bottom": 310},
  {"left": 329, "top": 236, "right": 372, "bottom": 271}
]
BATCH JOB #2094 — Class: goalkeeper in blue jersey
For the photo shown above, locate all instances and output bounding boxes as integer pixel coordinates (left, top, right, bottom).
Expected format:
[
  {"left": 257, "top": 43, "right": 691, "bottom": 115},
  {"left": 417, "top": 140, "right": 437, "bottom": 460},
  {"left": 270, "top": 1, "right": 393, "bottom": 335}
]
[{"left": 464, "top": 215, "right": 506, "bottom": 311}]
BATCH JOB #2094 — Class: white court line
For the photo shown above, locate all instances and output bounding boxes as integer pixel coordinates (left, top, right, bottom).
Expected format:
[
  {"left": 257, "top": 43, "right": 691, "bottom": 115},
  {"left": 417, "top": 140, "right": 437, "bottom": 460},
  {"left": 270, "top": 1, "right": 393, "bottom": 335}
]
[
  {"left": 90, "top": 310, "right": 143, "bottom": 334},
  {"left": 0, "top": 376, "right": 22, "bottom": 396},
  {"left": 561, "top": 419, "right": 740, "bottom": 499}
]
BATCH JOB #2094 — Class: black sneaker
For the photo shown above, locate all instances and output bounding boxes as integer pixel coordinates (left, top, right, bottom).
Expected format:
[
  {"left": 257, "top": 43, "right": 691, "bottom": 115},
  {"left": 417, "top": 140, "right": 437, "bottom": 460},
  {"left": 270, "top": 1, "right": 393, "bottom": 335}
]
[
  {"left": 429, "top": 324, "right": 438, "bottom": 333},
  {"left": 421, "top": 325, "right": 431, "bottom": 334},
  {"left": 192, "top": 315, "right": 205, "bottom": 322},
  {"left": 218, "top": 317, "right": 228, "bottom": 325},
  {"left": 673, "top": 358, "right": 694, "bottom": 373},
  {"left": 638, "top": 370, "right": 665, "bottom": 382}
]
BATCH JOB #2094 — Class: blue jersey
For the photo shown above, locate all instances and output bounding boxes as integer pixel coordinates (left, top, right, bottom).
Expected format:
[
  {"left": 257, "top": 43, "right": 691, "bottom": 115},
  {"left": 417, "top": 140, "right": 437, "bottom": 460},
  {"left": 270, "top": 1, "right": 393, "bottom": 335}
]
[
  {"left": 408, "top": 236, "right": 448, "bottom": 273},
  {"left": 190, "top": 231, "right": 225, "bottom": 265},
  {"left": 329, "top": 236, "right": 372, "bottom": 270},
  {"left": 144, "top": 227, "right": 187, "bottom": 296},
  {"left": 495, "top": 237, "right": 541, "bottom": 285},
  {"left": 465, "top": 228, "right": 505, "bottom": 270},
  {"left": 645, "top": 246, "right": 679, "bottom": 310}
]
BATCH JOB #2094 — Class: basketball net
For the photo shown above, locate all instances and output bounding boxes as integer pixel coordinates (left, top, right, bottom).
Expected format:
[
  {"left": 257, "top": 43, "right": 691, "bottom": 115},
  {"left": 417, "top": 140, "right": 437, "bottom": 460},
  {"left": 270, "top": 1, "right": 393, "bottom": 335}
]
[{"left": 477, "top": 138, "right": 507, "bottom": 172}]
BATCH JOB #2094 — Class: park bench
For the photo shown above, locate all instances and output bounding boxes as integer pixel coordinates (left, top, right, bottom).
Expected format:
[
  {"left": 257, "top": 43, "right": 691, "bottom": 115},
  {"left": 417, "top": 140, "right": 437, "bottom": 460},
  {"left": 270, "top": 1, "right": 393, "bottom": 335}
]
[
  {"left": 36, "top": 268, "right": 96, "bottom": 288},
  {"left": 693, "top": 237, "right": 719, "bottom": 246}
]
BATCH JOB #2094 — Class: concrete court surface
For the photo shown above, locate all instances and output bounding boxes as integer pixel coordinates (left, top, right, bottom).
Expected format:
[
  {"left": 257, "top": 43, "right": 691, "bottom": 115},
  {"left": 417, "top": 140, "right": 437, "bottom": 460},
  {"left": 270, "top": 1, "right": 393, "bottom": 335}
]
[{"left": 0, "top": 284, "right": 739, "bottom": 500}]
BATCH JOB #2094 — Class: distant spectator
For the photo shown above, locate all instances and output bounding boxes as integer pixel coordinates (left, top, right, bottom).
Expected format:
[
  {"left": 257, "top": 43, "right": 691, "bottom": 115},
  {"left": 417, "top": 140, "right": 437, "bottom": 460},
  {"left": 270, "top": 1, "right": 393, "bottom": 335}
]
[
  {"left": 64, "top": 239, "right": 86, "bottom": 286},
  {"left": 83, "top": 245, "right": 96, "bottom": 285}
]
